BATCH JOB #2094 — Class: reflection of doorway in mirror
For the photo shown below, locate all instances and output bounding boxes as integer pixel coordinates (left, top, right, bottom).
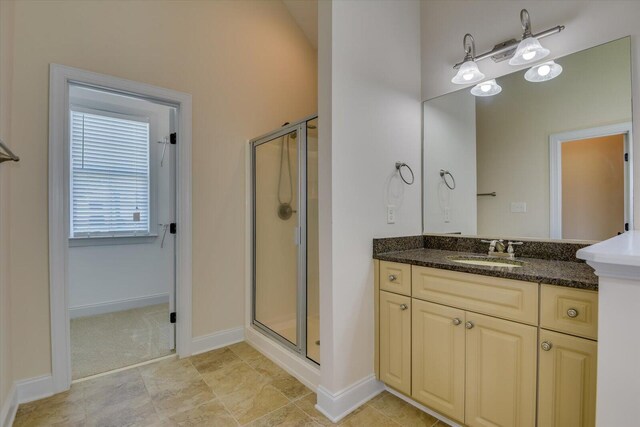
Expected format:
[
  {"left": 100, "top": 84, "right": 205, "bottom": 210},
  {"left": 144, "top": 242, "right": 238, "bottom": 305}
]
[{"left": 550, "top": 124, "right": 632, "bottom": 241}]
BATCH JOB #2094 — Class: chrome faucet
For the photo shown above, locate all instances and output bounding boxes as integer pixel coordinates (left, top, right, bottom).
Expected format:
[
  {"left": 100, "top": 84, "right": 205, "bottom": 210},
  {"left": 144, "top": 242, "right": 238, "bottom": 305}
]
[
  {"left": 481, "top": 239, "right": 523, "bottom": 259},
  {"left": 482, "top": 239, "right": 505, "bottom": 254}
]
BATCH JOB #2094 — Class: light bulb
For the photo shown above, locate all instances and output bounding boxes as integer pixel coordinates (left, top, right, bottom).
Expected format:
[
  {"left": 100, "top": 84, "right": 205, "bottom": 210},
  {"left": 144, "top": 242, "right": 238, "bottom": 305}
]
[
  {"left": 471, "top": 79, "right": 502, "bottom": 97},
  {"left": 524, "top": 61, "right": 562, "bottom": 82},
  {"left": 452, "top": 60, "right": 485, "bottom": 85},
  {"left": 509, "top": 37, "right": 550, "bottom": 66},
  {"left": 538, "top": 64, "right": 551, "bottom": 76}
]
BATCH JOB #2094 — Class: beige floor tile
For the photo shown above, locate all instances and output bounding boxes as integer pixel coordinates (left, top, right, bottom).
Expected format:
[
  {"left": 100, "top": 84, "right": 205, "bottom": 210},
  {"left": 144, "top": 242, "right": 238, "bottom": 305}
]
[
  {"left": 200, "top": 362, "right": 270, "bottom": 398},
  {"left": 218, "top": 381, "right": 290, "bottom": 425},
  {"left": 83, "top": 368, "right": 150, "bottom": 415},
  {"left": 367, "top": 392, "right": 438, "bottom": 427},
  {"left": 140, "top": 358, "right": 205, "bottom": 395},
  {"left": 247, "top": 355, "right": 290, "bottom": 381},
  {"left": 190, "top": 348, "right": 242, "bottom": 374},
  {"left": 13, "top": 389, "right": 86, "bottom": 427},
  {"left": 270, "top": 375, "right": 312, "bottom": 401},
  {"left": 168, "top": 399, "right": 239, "bottom": 426},
  {"left": 293, "top": 393, "right": 334, "bottom": 427},
  {"left": 140, "top": 358, "right": 217, "bottom": 418},
  {"left": 228, "top": 342, "right": 264, "bottom": 363},
  {"left": 338, "top": 406, "right": 399, "bottom": 426},
  {"left": 149, "top": 379, "right": 217, "bottom": 419},
  {"left": 245, "top": 403, "right": 318, "bottom": 427},
  {"left": 86, "top": 399, "right": 161, "bottom": 427}
]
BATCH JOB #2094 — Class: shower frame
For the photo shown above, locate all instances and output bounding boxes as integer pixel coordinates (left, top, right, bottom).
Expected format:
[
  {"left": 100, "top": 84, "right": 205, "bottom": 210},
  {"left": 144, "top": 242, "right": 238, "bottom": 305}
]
[{"left": 249, "top": 114, "right": 318, "bottom": 363}]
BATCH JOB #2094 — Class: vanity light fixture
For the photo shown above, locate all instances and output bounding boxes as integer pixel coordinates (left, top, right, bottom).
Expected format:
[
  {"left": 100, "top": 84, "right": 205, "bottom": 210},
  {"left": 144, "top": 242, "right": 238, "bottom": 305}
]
[
  {"left": 470, "top": 79, "right": 502, "bottom": 97},
  {"left": 509, "top": 10, "right": 550, "bottom": 65},
  {"left": 524, "top": 60, "right": 563, "bottom": 82},
  {"left": 452, "top": 10, "right": 564, "bottom": 71},
  {"left": 451, "top": 34, "right": 485, "bottom": 85}
]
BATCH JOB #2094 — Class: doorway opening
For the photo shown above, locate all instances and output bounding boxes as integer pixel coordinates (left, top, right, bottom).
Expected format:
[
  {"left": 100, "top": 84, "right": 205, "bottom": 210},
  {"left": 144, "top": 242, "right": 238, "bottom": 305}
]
[
  {"left": 550, "top": 123, "right": 633, "bottom": 240},
  {"left": 67, "top": 84, "right": 177, "bottom": 379},
  {"left": 49, "top": 64, "right": 192, "bottom": 392}
]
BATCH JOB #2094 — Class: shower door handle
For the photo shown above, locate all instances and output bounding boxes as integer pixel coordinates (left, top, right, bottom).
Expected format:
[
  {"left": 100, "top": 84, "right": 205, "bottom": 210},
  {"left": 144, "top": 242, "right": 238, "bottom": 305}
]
[{"left": 293, "top": 226, "right": 301, "bottom": 246}]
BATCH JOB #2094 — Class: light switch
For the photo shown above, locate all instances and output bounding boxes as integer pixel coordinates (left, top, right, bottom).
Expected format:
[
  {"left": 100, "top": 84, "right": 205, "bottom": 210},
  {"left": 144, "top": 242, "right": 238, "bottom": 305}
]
[{"left": 511, "top": 202, "right": 527, "bottom": 213}]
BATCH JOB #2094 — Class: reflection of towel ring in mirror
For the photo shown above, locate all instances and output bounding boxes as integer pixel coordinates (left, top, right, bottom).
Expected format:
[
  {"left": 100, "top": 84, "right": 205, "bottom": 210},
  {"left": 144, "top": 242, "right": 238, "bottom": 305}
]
[
  {"left": 395, "top": 162, "right": 414, "bottom": 185},
  {"left": 440, "top": 169, "right": 456, "bottom": 190}
]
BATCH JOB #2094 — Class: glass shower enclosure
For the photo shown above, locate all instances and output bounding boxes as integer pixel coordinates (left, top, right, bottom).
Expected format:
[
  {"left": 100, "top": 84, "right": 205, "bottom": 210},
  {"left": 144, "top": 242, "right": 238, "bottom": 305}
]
[{"left": 251, "top": 116, "right": 319, "bottom": 364}]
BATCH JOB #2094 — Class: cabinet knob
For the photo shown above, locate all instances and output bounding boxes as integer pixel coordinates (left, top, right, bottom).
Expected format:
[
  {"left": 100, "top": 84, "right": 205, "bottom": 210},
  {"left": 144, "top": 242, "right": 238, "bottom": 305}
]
[
  {"left": 567, "top": 308, "right": 579, "bottom": 318},
  {"left": 452, "top": 318, "right": 461, "bottom": 326},
  {"left": 388, "top": 274, "right": 397, "bottom": 282},
  {"left": 399, "top": 304, "right": 408, "bottom": 311},
  {"left": 541, "top": 341, "right": 553, "bottom": 351},
  {"left": 465, "top": 321, "right": 474, "bottom": 329}
]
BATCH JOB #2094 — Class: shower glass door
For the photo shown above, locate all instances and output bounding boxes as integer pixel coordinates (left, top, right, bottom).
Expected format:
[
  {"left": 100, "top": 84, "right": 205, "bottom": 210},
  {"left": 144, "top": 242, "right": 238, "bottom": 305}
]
[{"left": 253, "top": 126, "right": 304, "bottom": 350}]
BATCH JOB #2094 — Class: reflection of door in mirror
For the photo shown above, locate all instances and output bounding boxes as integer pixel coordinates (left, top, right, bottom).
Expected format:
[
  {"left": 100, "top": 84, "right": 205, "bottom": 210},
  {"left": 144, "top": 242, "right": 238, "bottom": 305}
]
[{"left": 560, "top": 134, "right": 627, "bottom": 240}]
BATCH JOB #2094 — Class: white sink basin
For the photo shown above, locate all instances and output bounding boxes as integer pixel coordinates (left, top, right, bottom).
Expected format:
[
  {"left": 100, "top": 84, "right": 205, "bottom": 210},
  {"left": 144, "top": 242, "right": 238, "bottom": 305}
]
[{"left": 448, "top": 256, "right": 525, "bottom": 268}]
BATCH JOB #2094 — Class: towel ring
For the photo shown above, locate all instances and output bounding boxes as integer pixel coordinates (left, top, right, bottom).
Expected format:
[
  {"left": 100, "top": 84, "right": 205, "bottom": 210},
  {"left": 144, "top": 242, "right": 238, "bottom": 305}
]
[
  {"left": 440, "top": 169, "right": 456, "bottom": 190},
  {"left": 395, "top": 162, "right": 414, "bottom": 185}
]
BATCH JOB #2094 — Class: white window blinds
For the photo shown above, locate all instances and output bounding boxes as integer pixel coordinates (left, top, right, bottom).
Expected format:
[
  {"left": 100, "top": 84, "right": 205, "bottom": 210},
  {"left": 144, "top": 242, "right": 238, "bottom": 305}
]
[{"left": 70, "top": 109, "right": 151, "bottom": 237}]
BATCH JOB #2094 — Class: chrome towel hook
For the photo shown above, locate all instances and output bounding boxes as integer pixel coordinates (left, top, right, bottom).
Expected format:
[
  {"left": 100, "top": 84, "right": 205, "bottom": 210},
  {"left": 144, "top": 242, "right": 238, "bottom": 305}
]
[
  {"left": 395, "top": 161, "right": 414, "bottom": 185},
  {"left": 440, "top": 169, "right": 456, "bottom": 190}
]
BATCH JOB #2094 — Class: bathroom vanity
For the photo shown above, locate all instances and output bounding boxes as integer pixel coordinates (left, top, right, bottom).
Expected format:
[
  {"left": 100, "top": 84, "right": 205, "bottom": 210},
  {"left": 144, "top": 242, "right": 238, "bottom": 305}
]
[{"left": 373, "top": 236, "right": 598, "bottom": 427}]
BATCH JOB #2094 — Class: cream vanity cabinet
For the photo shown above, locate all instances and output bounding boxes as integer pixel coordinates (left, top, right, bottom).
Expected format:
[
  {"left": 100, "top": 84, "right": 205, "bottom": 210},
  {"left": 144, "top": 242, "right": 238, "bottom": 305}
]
[{"left": 375, "top": 260, "right": 598, "bottom": 427}]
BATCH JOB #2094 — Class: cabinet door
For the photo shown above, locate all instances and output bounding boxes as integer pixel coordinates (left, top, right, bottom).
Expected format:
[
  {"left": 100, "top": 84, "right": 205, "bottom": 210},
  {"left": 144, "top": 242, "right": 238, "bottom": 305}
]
[
  {"left": 379, "top": 290, "right": 411, "bottom": 395},
  {"left": 538, "top": 329, "right": 597, "bottom": 427},
  {"left": 412, "top": 299, "right": 465, "bottom": 423},
  {"left": 465, "top": 312, "right": 537, "bottom": 427}
]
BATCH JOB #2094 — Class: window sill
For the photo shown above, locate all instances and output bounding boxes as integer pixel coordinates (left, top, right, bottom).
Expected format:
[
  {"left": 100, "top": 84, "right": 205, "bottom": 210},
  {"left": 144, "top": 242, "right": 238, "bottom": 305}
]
[{"left": 69, "top": 234, "right": 159, "bottom": 247}]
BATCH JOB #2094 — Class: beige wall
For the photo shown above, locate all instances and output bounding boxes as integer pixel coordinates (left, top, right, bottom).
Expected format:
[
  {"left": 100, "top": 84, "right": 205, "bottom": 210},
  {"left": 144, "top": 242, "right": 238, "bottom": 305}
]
[
  {"left": 476, "top": 38, "right": 631, "bottom": 238},
  {"left": 0, "top": 0, "right": 15, "bottom": 411},
  {"left": 562, "top": 135, "right": 625, "bottom": 241},
  {"left": 7, "top": 0, "right": 317, "bottom": 381}
]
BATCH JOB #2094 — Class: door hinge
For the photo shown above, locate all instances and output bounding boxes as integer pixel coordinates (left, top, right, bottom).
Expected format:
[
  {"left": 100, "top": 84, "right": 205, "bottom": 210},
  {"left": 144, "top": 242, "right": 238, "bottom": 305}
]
[
  {"left": 170, "top": 223, "right": 177, "bottom": 234},
  {"left": 170, "top": 312, "right": 176, "bottom": 323},
  {"left": 625, "top": 222, "right": 630, "bottom": 231},
  {"left": 625, "top": 153, "right": 629, "bottom": 162},
  {"left": 170, "top": 132, "right": 177, "bottom": 145}
]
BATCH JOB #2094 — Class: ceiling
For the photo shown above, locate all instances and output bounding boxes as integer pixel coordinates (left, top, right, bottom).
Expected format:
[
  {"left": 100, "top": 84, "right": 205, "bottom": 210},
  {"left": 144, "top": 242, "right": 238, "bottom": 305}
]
[{"left": 283, "top": 0, "right": 318, "bottom": 49}]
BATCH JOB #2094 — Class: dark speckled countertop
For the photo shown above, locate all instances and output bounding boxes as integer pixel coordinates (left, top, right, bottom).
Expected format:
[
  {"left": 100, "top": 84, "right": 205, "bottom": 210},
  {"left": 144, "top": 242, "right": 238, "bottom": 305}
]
[{"left": 373, "top": 236, "right": 598, "bottom": 291}]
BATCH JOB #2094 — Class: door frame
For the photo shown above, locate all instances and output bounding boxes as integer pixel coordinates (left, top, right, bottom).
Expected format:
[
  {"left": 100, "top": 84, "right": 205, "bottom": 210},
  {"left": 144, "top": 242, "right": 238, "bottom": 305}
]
[
  {"left": 549, "top": 122, "right": 633, "bottom": 239},
  {"left": 49, "top": 64, "right": 193, "bottom": 392}
]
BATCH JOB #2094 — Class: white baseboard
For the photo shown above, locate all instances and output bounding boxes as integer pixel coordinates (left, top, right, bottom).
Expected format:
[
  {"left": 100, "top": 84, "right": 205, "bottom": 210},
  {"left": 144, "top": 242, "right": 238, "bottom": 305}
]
[
  {"left": 69, "top": 293, "right": 170, "bottom": 319},
  {"left": 245, "top": 325, "right": 320, "bottom": 391},
  {"left": 191, "top": 326, "right": 245, "bottom": 356},
  {"left": 1, "top": 383, "right": 17, "bottom": 427},
  {"left": 315, "top": 374, "right": 384, "bottom": 422},
  {"left": 385, "top": 386, "right": 462, "bottom": 427},
  {"left": 16, "top": 375, "right": 54, "bottom": 405}
]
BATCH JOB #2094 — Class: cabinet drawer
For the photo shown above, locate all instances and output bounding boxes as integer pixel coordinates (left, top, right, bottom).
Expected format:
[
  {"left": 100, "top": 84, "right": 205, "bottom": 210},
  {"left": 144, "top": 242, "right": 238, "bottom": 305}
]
[
  {"left": 380, "top": 261, "right": 412, "bottom": 296},
  {"left": 412, "top": 266, "right": 538, "bottom": 325},
  {"left": 541, "top": 284, "right": 598, "bottom": 340}
]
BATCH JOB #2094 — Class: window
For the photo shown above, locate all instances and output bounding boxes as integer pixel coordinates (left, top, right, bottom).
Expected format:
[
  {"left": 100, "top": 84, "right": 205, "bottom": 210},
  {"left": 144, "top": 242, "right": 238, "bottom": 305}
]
[{"left": 70, "top": 108, "right": 151, "bottom": 238}]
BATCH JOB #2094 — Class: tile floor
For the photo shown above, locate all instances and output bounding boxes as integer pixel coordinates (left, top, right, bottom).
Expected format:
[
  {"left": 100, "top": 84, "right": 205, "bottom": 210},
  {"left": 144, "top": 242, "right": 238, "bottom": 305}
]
[
  {"left": 14, "top": 342, "right": 451, "bottom": 426},
  {"left": 71, "top": 304, "right": 174, "bottom": 379}
]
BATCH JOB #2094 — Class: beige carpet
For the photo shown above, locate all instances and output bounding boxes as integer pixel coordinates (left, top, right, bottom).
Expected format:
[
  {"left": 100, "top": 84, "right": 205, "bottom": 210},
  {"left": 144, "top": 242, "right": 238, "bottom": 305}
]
[{"left": 71, "top": 303, "right": 174, "bottom": 379}]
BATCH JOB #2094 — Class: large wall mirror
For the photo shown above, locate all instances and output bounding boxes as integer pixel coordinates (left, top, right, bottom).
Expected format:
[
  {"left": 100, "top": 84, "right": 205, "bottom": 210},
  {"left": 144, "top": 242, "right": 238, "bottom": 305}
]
[{"left": 423, "top": 37, "right": 633, "bottom": 242}]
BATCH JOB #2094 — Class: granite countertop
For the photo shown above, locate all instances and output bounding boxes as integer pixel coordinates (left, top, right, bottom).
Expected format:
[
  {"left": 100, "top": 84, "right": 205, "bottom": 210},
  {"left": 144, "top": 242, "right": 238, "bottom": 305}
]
[{"left": 375, "top": 247, "right": 598, "bottom": 291}]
